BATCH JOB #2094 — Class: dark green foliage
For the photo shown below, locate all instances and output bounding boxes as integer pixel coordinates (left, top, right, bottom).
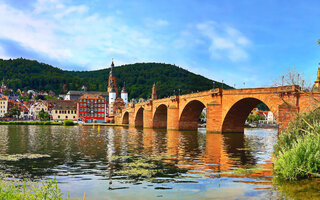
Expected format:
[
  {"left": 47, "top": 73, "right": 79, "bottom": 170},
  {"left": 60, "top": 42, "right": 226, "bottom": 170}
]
[
  {"left": 7, "top": 106, "right": 20, "bottom": 118},
  {"left": 273, "top": 109, "right": 320, "bottom": 181},
  {"left": 247, "top": 113, "right": 265, "bottom": 123},
  {"left": 38, "top": 109, "right": 50, "bottom": 121},
  {"left": 257, "top": 103, "right": 270, "bottom": 111},
  {"left": 63, "top": 120, "right": 75, "bottom": 126},
  {"left": 0, "top": 58, "right": 84, "bottom": 94},
  {"left": 68, "top": 62, "right": 232, "bottom": 99},
  {"left": 0, "top": 58, "right": 232, "bottom": 99}
]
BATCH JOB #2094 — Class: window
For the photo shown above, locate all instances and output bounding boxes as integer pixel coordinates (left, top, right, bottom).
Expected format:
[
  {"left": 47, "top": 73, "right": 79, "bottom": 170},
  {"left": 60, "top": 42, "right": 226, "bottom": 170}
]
[
  {"left": 73, "top": 116, "right": 75, "bottom": 119},
  {"left": 58, "top": 115, "right": 60, "bottom": 118},
  {"left": 55, "top": 110, "right": 57, "bottom": 114},
  {"left": 68, "top": 110, "right": 70, "bottom": 114},
  {"left": 66, "top": 116, "right": 68, "bottom": 119}
]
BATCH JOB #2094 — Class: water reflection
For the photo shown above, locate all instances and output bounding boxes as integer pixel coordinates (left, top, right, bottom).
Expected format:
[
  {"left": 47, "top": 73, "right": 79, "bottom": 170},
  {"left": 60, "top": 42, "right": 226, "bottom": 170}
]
[{"left": 0, "top": 125, "right": 312, "bottom": 199}]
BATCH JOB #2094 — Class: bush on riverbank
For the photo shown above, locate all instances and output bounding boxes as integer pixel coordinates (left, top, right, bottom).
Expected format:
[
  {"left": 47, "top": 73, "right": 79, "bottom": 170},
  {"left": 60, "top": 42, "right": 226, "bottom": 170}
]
[
  {"left": 0, "top": 175, "right": 69, "bottom": 199},
  {"left": 0, "top": 121, "right": 62, "bottom": 125},
  {"left": 63, "top": 120, "right": 75, "bottom": 126},
  {"left": 273, "top": 109, "right": 320, "bottom": 181}
]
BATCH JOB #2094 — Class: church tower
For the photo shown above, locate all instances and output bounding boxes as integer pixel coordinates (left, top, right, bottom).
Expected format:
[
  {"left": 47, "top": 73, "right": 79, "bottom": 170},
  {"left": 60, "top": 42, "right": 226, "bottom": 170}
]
[
  {"left": 152, "top": 83, "right": 157, "bottom": 100},
  {"left": 312, "top": 67, "right": 320, "bottom": 92},
  {"left": 121, "top": 82, "right": 128, "bottom": 105},
  {"left": 108, "top": 60, "right": 118, "bottom": 95}
]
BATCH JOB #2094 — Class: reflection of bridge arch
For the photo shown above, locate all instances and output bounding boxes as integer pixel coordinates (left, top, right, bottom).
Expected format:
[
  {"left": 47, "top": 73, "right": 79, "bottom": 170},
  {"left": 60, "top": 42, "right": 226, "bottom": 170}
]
[
  {"left": 222, "top": 97, "right": 275, "bottom": 133},
  {"left": 122, "top": 112, "right": 129, "bottom": 124},
  {"left": 153, "top": 104, "right": 167, "bottom": 129},
  {"left": 179, "top": 100, "right": 206, "bottom": 130},
  {"left": 135, "top": 107, "right": 144, "bottom": 127}
]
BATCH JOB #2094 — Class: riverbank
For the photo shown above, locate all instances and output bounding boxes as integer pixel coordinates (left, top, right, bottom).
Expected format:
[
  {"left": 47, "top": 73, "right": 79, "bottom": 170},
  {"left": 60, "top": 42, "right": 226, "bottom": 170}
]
[
  {"left": 0, "top": 120, "right": 76, "bottom": 126},
  {"left": 0, "top": 121, "right": 63, "bottom": 125},
  {"left": 273, "top": 109, "right": 320, "bottom": 181}
]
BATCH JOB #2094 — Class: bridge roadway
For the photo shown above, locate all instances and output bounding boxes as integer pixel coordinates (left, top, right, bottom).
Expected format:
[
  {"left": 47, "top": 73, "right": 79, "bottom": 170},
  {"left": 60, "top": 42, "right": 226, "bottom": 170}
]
[{"left": 114, "top": 85, "right": 320, "bottom": 133}]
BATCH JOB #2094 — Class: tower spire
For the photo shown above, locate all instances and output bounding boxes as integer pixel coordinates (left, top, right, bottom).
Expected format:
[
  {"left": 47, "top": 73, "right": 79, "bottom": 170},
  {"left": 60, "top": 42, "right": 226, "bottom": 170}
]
[
  {"left": 152, "top": 83, "right": 157, "bottom": 100},
  {"left": 109, "top": 59, "right": 115, "bottom": 77},
  {"left": 312, "top": 64, "right": 320, "bottom": 92}
]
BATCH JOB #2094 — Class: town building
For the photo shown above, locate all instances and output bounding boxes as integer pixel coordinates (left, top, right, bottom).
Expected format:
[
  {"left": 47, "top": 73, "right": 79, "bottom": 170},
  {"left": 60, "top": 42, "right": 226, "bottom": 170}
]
[
  {"left": 51, "top": 100, "right": 77, "bottom": 121},
  {"left": 0, "top": 96, "right": 8, "bottom": 117},
  {"left": 107, "top": 61, "right": 128, "bottom": 121},
  {"left": 64, "top": 90, "right": 108, "bottom": 101},
  {"left": 0, "top": 80, "right": 7, "bottom": 94},
  {"left": 78, "top": 94, "right": 107, "bottom": 123},
  {"left": 8, "top": 99, "right": 29, "bottom": 119},
  {"left": 29, "top": 100, "right": 48, "bottom": 120}
]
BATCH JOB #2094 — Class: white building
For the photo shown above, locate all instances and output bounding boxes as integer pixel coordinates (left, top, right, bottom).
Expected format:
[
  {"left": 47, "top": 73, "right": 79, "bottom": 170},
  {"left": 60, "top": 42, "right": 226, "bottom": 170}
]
[
  {"left": 29, "top": 101, "right": 48, "bottom": 120},
  {"left": 0, "top": 96, "right": 8, "bottom": 117}
]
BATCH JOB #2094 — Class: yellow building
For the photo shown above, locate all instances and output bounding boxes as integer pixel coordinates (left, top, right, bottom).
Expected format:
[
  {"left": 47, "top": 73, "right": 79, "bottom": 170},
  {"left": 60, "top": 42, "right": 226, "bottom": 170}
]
[
  {"left": 0, "top": 96, "right": 8, "bottom": 117},
  {"left": 29, "top": 101, "right": 48, "bottom": 120},
  {"left": 51, "top": 100, "right": 77, "bottom": 121}
]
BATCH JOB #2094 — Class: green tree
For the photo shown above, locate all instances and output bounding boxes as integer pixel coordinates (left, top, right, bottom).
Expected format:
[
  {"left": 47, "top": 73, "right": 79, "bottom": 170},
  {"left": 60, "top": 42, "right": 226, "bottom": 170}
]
[
  {"left": 8, "top": 106, "right": 20, "bottom": 119},
  {"left": 247, "top": 113, "right": 265, "bottom": 123},
  {"left": 38, "top": 109, "right": 50, "bottom": 121},
  {"left": 3, "top": 89, "right": 10, "bottom": 96}
]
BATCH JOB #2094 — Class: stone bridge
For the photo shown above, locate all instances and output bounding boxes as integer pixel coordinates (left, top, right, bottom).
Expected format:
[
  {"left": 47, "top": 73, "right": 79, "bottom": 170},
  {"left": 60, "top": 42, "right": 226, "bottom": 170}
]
[{"left": 114, "top": 85, "right": 320, "bottom": 133}]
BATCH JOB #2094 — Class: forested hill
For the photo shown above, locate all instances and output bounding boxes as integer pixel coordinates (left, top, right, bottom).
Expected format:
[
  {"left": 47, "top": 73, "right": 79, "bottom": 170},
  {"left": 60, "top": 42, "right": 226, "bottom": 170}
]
[{"left": 0, "top": 58, "right": 232, "bottom": 99}]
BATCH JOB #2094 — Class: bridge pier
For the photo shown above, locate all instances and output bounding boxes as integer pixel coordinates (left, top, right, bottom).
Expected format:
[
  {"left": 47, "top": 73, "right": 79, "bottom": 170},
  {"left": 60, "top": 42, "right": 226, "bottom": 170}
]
[
  {"left": 206, "top": 103, "right": 223, "bottom": 133},
  {"left": 143, "top": 108, "right": 153, "bottom": 128},
  {"left": 167, "top": 106, "right": 179, "bottom": 130}
]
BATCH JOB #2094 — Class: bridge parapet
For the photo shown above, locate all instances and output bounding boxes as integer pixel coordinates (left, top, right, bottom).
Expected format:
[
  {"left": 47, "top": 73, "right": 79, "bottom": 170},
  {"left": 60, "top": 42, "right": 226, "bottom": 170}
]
[
  {"left": 210, "top": 88, "right": 222, "bottom": 96},
  {"left": 277, "top": 85, "right": 301, "bottom": 94}
]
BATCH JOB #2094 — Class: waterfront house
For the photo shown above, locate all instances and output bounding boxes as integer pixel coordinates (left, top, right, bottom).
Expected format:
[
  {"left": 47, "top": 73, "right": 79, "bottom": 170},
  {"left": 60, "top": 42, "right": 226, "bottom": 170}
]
[
  {"left": 29, "top": 100, "right": 48, "bottom": 120},
  {"left": 51, "top": 100, "right": 77, "bottom": 121},
  {"left": 78, "top": 94, "right": 107, "bottom": 123},
  {"left": 0, "top": 96, "right": 8, "bottom": 117}
]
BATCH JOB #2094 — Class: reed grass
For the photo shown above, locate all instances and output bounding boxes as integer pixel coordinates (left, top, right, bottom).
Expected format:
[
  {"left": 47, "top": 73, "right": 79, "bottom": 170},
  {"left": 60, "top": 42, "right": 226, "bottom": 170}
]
[{"left": 273, "top": 109, "right": 320, "bottom": 181}]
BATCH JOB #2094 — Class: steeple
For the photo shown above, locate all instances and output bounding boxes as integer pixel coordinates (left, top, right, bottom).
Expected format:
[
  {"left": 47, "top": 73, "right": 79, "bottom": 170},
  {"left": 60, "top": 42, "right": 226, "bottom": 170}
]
[
  {"left": 109, "top": 58, "right": 115, "bottom": 77},
  {"left": 317, "top": 67, "right": 320, "bottom": 82},
  {"left": 121, "top": 82, "right": 127, "bottom": 93},
  {"left": 108, "top": 59, "right": 118, "bottom": 95},
  {"left": 312, "top": 65, "right": 320, "bottom": 92},
  {"left": 152, "top": 83, "right": 157, "bottom": 100}
]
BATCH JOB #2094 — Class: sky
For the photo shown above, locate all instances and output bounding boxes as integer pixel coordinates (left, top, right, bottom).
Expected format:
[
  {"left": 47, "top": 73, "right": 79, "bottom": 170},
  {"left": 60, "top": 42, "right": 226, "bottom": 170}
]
[{"left": 0, "top": 0, "right": 320, "bottom": 88}]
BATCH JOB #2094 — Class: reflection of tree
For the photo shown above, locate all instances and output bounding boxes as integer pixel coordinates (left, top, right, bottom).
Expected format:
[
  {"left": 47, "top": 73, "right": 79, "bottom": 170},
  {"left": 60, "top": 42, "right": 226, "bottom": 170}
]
[{"left": 275, "top": 178, "right": 320, "bottom": 200}]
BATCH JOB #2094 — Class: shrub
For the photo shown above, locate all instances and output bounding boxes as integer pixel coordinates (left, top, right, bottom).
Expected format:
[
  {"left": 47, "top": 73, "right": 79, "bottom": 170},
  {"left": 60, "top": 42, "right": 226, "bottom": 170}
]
[
  {"left": 273, "top": 109, "right": 320, "bottom": 181},
  {"left": 63, "top": 120, "right": 75, "bottom": 126},
  {"left": 274, "top": 135, "right": 320, "bottom": 181},
  {"left": 0, "top": 176, "right": 69, "bottom": 199}
]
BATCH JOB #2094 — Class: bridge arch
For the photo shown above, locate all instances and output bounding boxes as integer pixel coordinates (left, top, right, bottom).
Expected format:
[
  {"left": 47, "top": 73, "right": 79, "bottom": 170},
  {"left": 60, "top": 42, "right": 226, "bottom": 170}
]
[
  {"left": 179, "top": 100, "right": 206, "bottom": 130},
  {"left": 222, "top": 97, "right": 276, "bottom": 133},
  {"left": 135, "top": 107, "right": 144, "bottom": 127},
  {"left": 153, "top": 104, "right": 168, "bottom": 128},
  {"left": 122, "top": 112, "right": 129, "bottom": 124}
]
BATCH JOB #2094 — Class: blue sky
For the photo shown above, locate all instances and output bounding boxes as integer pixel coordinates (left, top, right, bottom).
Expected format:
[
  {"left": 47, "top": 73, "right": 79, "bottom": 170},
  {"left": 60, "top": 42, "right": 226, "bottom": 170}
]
[{"left": 0, "top": 0, "right": 319, "bottom": 88}]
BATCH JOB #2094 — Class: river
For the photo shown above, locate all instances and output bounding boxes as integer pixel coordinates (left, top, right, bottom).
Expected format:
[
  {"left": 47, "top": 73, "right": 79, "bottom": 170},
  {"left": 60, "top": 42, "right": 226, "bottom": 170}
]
[{"left": 0, "top": 125, "right": 319, "bottom": 199}]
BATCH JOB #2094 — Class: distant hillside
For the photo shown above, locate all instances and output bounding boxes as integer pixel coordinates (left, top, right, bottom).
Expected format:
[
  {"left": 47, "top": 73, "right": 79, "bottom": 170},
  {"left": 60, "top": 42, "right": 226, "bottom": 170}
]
[{"left": 0, "top": 58, "right": 232, "bottom": 99}]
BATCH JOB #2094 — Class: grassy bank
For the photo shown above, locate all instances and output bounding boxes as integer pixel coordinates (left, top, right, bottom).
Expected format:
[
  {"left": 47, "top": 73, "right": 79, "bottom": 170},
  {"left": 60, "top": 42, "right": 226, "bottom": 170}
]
[
  {"left": 0, "top": 175, "right": 70, "bottom": 200},
  {"left": 273, "top": 109, "right": 320, "bottom": 181},
  {"left": 0, "top": 121, "right": 76, "bottom": 126}
]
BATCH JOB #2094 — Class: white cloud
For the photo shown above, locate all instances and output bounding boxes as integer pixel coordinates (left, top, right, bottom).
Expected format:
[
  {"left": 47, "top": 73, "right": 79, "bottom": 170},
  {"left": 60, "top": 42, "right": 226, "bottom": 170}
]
[
  {"left": 145, "top": 18, "right": 169, "bottom": 28},
  {"left": 0, "top": 0, "right": 165, "bottom": 69},
  {"left": 0, "top": 46, "right": 9, "bottom": 59},
  {"left": 197, "top": 21, "right": 251, "bottom": 62}
]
